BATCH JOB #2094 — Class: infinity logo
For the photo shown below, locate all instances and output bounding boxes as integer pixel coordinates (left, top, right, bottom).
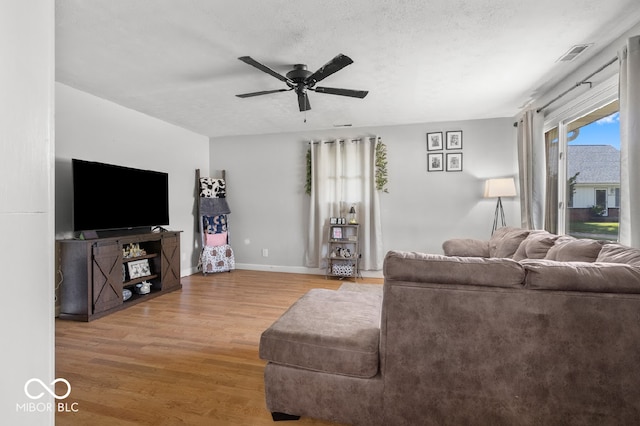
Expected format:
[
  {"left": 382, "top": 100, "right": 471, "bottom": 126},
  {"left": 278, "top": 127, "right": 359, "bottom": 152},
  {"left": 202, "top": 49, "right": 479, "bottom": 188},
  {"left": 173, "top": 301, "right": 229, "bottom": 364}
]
[{"left": 24, "top": 378, "right": 71, "bottom": 400}]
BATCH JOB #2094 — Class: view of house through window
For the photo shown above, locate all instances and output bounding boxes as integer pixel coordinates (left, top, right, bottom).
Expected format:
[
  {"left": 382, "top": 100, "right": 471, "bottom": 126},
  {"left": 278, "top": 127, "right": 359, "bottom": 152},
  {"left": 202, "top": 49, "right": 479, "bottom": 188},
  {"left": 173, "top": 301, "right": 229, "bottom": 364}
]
[{"left": 565, "top": 101, "right": 620, "bottom": 240}]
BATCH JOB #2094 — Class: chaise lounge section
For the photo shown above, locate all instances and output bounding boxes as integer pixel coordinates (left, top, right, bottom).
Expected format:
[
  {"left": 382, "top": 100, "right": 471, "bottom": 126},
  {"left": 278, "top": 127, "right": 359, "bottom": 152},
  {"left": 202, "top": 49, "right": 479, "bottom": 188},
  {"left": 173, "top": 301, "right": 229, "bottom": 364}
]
[{"left": 259, "top": 227, "right": 640, "bottom": 425}]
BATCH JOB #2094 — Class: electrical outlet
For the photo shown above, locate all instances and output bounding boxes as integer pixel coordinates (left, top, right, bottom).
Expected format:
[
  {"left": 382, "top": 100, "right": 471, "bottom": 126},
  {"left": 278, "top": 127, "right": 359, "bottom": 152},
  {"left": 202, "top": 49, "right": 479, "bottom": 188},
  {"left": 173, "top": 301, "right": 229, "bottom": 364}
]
[{"left": 262, "top": 248, "right": 269, "bottom": 257}]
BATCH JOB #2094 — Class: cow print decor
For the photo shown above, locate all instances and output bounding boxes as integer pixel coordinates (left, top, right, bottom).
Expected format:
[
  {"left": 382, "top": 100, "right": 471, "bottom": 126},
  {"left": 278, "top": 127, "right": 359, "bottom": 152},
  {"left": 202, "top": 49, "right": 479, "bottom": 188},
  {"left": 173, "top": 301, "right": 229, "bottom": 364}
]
[{"left": 199, "top": 178, "right": 226, "bottom": 198}]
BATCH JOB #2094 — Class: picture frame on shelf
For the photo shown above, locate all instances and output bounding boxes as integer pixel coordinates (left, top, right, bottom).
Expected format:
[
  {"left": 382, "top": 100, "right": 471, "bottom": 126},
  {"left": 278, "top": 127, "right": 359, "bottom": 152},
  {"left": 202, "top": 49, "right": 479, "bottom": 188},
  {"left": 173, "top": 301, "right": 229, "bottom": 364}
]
[
  {"left": 446, "top": 152, "right": 463, "bottom": 172},
  {"left": 446, "top": 131, "right": 463, "bottom": 150},
  {"left": 127, "top": 259, "right": 151, "bottom": 279},
  {"left": 331, "top": 227, "right": 343, "bottom": 240},
  {"left": 427, "top": 153, "right": 444, "bottom": 172},
  {"left": 426, "top": 132, "right": 443, "bottom": 151}
]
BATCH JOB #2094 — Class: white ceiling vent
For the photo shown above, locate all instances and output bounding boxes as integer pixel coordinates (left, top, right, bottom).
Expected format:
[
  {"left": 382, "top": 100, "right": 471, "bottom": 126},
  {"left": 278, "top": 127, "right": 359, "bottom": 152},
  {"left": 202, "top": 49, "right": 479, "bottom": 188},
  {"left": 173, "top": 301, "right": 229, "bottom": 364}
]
[{"left": 557, "top": 44, "right": 593, "bottom": 62}]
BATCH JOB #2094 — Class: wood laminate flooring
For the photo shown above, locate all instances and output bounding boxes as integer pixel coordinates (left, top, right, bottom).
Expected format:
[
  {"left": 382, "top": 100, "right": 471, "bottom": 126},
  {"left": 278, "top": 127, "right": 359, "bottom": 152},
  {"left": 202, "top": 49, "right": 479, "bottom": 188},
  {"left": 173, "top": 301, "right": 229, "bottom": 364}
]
[{"left": 55, "top": 270, "right": 382, "bottom": 425}]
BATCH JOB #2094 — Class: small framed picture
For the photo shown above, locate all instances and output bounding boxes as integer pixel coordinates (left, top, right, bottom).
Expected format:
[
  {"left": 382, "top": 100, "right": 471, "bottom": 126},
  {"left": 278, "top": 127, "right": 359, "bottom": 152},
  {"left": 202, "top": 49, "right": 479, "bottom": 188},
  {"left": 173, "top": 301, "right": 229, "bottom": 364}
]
[
  {"left": 446, "top": 153, "right": 463, "bottom": 172},
  {"left": 331, "top": 227, "right": 343, "bottom": 239},
  {"left": 446, "top": 131, "right": 463, "bottom": 150},
  {"left": 128, "top": 259, "right": 151, "bottom": 279},
  {"left": 330, "top": 217, "right": 337, "bottom": 225},
  {"left": 427, "top": 153, "right": 444, "bottom": 172},
  {"left": 426, "top": 132, "right": 443, "bottom": 151}
]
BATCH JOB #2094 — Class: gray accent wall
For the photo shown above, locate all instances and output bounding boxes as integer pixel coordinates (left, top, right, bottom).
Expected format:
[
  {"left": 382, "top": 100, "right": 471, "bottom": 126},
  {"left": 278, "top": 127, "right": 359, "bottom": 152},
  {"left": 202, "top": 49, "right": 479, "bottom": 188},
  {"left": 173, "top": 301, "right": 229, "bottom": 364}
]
[{"left": 210, "top": 118, "right": 518, "bottom": 276}]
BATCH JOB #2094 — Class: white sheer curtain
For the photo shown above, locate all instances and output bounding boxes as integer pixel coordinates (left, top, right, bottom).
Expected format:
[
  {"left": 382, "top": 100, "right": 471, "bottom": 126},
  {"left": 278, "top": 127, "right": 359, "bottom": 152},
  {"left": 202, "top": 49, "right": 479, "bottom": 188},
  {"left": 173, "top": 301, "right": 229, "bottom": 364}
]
[
  {"left": 619, "top": 35, "right": 640, "bottom": 247},
  {"left": 305, "top": 137, "right": 383, "bottom": 270},
  {"left": 516, "top": 109, "right": 545, "bottom": 229}
]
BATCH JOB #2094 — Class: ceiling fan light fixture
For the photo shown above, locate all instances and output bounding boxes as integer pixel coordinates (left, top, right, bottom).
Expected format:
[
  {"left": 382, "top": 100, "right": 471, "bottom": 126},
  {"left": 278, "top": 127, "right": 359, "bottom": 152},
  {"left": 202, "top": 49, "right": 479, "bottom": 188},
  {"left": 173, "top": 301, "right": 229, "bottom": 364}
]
[{"left": 236, "top": 54, "right": 368, "bottom": 112}]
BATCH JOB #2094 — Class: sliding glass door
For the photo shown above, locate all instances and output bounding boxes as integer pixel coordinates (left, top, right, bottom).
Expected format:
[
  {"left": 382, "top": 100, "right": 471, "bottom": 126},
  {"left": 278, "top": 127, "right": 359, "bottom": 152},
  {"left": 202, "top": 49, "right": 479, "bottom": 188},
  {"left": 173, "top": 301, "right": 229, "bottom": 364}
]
[{"left": 547, "top": 100, "right": 620, "bottom": 240}]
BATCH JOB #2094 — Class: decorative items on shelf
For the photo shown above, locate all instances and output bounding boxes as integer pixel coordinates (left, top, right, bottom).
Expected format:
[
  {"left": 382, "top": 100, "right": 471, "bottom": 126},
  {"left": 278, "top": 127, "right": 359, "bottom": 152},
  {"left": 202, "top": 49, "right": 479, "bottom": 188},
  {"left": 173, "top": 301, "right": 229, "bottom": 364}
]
[
  {"left": 331, "top": 247, "right": 352, "bottom": 258},
  {"left": 332, "top": 263, "right": 354, "bottom": 277},
  {"left": 426, "top": 129, "right": 463, "bottom": 172},
  {"left": 134, "top": 281, "right": 152, "bottom": 295},
  {"left": 122, "top": 288, "right": 132, "bottom": 301},
  {"left": 127, "top": 259, "right": 151, "bottom": 279},
  {"left": 330, "top": 217, "right": 348, "bottom": 225},
  {"left": 123, "top": 243, "right": 146, "bottom": 258},
  {"left": 348, "top": 204, "right": 358, "bottom": 224}
]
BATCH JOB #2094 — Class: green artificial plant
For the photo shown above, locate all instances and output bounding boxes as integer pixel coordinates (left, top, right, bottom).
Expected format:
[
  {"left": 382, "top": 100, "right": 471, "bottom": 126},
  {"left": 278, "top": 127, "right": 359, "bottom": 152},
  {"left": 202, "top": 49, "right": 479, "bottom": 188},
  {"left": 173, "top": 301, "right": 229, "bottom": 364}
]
[{"left": 375, "top": 137, "right": 389, "bottom": 193}]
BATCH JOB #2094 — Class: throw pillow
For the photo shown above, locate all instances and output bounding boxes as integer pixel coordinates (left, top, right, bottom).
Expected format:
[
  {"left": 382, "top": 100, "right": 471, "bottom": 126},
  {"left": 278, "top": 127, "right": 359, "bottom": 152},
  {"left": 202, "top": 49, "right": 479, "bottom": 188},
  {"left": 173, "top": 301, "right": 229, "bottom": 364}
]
[
  {"left": 442, "top": 238, "right": 490, "bottom": 257},
  {"left": 489, "top": 227, "right": 530, "bottom": 258},
  {"left": 521, "top": 259, "right": 640, "bottom": 294},
  {"left": 512, "top": 231, "right": 559, "bottom": 261},
  {"left": 596, "top": 243, "right": 640, "bottom": 266},
  {"left": 544, "top": 238, "right": 605, "bottom": 262},
  {"left": 383, "top": 251, "right": 525, "bottom": 288}
]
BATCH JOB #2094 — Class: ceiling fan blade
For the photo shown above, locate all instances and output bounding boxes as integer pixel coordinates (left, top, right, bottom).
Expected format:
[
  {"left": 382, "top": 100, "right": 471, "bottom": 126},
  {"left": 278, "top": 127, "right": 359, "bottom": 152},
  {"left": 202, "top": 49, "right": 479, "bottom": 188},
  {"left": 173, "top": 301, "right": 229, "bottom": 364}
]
[
  {"left": 313, "top": 86, "right": 369, "bottom": 98},
  {"left": 238, "top": 56, "right": 293, "bottom": 84},
  {"left": 298, "top": 91, "right": 311, "bottom": 112},
  {"left": 306, "top": 54, "right": 354, "bottom": 84},
  {"left": 236, "top": 88, "right": 291, "bottom": 98}
]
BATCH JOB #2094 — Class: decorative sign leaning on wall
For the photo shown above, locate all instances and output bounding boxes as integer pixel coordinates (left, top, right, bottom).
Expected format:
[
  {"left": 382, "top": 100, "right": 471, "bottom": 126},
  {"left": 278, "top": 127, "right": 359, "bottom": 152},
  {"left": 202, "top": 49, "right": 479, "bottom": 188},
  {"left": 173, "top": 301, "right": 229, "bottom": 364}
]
[{"left": 426, "top": 130, "right": 463, "bottom": 172}]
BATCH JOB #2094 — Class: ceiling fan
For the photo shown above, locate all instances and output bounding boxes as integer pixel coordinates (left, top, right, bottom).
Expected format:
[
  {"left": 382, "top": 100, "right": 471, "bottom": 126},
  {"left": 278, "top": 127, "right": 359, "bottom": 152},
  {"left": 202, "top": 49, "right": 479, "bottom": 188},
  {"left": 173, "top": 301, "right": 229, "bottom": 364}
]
[{"left": 236, "top": 54, "right": 368, "bottom": 112}]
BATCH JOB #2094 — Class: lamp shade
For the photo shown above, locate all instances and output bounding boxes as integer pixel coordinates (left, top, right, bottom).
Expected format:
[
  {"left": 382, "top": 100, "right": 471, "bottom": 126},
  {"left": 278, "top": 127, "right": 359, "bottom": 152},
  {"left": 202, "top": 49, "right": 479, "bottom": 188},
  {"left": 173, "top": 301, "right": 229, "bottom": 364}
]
[{"left": 484, "top": 178, "right": 517, "bottom": 198}]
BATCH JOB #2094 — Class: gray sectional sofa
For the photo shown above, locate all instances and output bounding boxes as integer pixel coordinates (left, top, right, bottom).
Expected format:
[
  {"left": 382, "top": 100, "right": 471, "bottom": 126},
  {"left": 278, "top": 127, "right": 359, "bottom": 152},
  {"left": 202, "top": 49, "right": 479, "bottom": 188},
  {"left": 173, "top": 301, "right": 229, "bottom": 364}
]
[{"left": 259, "top": 227, "right": 640, "bottom": 425}]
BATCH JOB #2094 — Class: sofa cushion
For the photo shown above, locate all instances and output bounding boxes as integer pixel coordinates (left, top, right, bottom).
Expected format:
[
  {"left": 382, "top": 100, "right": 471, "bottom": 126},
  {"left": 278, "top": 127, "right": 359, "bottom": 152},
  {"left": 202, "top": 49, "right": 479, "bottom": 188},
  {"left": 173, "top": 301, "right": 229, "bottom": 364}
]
[
  {"left": 521, "top": 259, "right": 640, "bottom": 293},
  {"left": 544, "top": 237, "right": 605, "bottom": 262},
  {"left": 442, "top": 238, "right": 490, "bottom": 257},
  {"left": 384, "top": 251, "right": 525, "bottom": 288},
  {"left": 596, "top": 243, "right": 640, "bottom": 266},
  {"left": 512, "top": 231, "right": 559, "bottom": 261},
  {"left": 489, "top": 226, "right": 530, "bottom": 258},
  {"left": 259, "top": 289, "right": 382, "bottom": 378}
]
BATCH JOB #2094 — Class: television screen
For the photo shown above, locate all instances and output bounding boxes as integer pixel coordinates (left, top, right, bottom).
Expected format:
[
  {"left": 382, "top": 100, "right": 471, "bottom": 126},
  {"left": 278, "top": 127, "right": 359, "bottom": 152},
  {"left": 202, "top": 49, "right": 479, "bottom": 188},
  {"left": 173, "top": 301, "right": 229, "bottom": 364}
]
[{"left": 72, "top": 159, "right": 169, "bottom": 232}]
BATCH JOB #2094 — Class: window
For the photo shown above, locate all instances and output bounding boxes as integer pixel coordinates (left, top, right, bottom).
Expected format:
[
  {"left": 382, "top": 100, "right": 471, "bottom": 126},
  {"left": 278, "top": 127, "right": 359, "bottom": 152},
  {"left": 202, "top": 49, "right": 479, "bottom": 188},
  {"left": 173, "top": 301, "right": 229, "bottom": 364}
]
[{"left": 545, "top": 98, "right": 620, "bottom": 240}]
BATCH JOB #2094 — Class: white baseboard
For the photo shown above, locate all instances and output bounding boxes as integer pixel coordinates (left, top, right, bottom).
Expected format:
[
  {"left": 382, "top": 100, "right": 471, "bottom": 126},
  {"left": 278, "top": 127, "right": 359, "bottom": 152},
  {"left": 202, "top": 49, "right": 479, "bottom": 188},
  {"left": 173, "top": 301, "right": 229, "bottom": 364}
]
[
  {"left": 234, "top": 263, "right": 384, "bottom": 279},
  {"left": 182, "top": 263, "right": 383, "bottom": 279}
]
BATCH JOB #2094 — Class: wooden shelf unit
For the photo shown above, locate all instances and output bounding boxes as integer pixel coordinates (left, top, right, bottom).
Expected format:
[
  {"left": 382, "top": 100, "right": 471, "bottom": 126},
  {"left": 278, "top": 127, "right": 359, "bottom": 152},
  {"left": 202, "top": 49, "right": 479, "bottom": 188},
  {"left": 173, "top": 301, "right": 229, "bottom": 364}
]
[
  {"left": 326, "top": 224, "right": 360, "bottom": 280},
  {"left": 58, "top": 231, "right": 181, "bottom": 321}
]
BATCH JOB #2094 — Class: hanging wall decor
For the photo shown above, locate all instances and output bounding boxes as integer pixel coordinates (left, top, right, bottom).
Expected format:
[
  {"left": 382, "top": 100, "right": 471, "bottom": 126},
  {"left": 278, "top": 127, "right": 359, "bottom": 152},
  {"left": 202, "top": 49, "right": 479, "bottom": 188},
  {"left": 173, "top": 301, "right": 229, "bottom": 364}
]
[
  {"left": 427, "top": 129, "right": 464, "bottom": 172},
  {"left": 446, "top": 152, "right": 463, "bottom": 172},
  {"left": 427, "top": 153, "right": 444, "bottom": 172},
  {"left": 446, "top": 131, "right": 463, "bottom": 150},
  {"left": 427, "top": 132, "right": 443, "bottom": 151},
  {"left": 305, "top": 147, "right": 312, "bottom": 195},
  {"left": 375, "top": 137, "right": 389, "bottom": 193}
]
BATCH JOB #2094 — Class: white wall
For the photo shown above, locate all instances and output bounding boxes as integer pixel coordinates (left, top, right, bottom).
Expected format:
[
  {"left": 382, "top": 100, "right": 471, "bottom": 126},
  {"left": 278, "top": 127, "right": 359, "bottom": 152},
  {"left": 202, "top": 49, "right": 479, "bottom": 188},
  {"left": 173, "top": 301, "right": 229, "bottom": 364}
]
[
  {"left": 55, "top": 83, "right": 210, "bottom": 276},
  {"left": 0, "top": 1, "right": 54, "bottom": 425},
  {"left": 210, "top": 117, "right": 518, "bottom": 276}
]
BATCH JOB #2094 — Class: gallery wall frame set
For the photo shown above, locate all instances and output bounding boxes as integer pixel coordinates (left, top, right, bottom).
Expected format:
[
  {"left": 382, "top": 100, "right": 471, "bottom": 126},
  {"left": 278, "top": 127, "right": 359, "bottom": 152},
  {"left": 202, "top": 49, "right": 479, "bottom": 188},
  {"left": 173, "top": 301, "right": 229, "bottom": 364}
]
[{"left": 426, "top": 130, "right": 463, "bottom": 172}]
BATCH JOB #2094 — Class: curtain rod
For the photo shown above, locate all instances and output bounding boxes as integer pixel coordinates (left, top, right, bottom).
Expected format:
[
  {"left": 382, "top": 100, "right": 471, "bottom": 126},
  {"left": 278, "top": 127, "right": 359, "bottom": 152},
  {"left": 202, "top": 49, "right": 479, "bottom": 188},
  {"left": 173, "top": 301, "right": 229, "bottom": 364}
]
[
  {"left": 308, "top": 137, "right": 375, "bottom": 144},
  {"left": 536, "top": 55, "right": 618, "bottom": 114}
]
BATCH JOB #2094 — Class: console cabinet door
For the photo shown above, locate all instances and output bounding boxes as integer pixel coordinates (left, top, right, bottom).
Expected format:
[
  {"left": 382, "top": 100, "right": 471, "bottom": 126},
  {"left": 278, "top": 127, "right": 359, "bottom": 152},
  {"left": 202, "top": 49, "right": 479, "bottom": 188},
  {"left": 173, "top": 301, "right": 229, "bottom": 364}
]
[
  {"left": 92, "top": 241, "right": 123, "bottom": 314},
  {"left": 161, "top": 233, "right": 180, "bottom": 290}
]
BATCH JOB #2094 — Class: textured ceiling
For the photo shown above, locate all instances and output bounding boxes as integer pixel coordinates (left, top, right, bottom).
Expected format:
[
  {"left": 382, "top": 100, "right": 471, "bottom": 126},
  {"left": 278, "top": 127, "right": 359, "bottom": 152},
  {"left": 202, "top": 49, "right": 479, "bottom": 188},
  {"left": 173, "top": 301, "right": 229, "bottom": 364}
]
[{"left": 55, "top": 0, "right": 640, "bottom": 138}]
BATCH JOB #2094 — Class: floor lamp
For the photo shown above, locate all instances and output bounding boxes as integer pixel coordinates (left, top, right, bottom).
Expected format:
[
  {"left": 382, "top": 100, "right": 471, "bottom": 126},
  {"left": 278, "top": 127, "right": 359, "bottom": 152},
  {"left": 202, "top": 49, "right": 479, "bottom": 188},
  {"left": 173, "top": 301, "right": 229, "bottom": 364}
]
[{"left": 484, "top": 178, "right": 517, "bottom": 235}]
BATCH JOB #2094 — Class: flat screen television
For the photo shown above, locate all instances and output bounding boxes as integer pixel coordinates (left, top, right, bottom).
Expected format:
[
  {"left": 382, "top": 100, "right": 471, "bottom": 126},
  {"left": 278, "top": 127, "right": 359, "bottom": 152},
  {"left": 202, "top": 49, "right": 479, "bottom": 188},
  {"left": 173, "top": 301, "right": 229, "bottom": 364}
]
[{"left": 72, "top": 159, "right": 169, "bottom": 232}]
